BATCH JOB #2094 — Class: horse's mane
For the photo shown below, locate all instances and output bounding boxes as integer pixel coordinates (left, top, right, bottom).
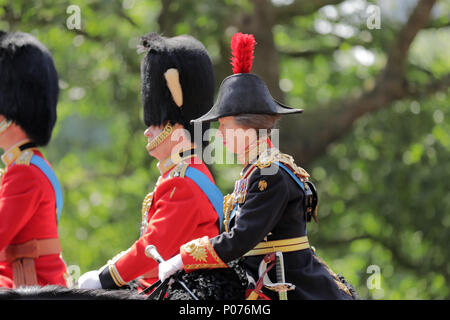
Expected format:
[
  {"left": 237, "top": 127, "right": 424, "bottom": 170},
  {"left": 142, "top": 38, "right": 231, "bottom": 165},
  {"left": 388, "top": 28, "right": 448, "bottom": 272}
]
[{"left": 0, "top": 285, "right": 145, "bottom": 300}]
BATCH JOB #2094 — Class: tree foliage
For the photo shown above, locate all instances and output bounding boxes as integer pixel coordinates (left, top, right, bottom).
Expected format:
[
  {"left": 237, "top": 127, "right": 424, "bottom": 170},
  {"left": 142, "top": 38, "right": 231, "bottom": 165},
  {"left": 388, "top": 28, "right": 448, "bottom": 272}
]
[{"left": 0, "top": 0, "right": 448, "bottom": 299}]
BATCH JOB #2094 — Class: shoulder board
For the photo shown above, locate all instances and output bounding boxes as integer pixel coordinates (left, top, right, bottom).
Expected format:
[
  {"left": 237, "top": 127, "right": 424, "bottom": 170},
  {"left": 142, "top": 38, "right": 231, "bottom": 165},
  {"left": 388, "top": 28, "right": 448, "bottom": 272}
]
[
  {"left": 254, "top": 148, "right": 279, "bottom": 169},
  {"left": 15, "top": 150, "right": 33, "bottom": 166},
  {"left": 255, "top": 148, "right": 310, "bottom": 181}
]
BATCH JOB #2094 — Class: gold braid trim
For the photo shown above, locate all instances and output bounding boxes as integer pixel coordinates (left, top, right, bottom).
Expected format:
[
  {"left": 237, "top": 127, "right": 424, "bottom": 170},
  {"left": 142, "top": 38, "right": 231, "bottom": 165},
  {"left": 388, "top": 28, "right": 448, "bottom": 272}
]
[
  {"left": 141, "top": 192, "right": 154, "bottom": 221},
  {"left": 146, "top": 122, "right": 174, "bottom": 151},
  {"left": 254, "top": 148, "right": 310, "bottom": 181},
  {"left": 313, "top": 255, "right": 352, "bottom": 296},
  {"left": 108, "top": 264, "right": 126, "bottom": 287},
  {"left": 222, "top": 194, "right": 234, "bottom": 233},
  {"left": 168, "top": 162, "right": 189, "bottom": 178},
  {"left": 14, "top": 150, "right": 33, "bottom": 165},
  {"left": 182, "top": 236, "right": 228, "bottom": 270}
]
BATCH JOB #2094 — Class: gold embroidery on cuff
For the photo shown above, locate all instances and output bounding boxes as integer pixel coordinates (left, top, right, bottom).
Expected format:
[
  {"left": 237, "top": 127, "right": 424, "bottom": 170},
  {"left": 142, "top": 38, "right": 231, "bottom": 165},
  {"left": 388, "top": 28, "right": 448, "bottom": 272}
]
[{"left": 109, "top": 264, "right": 126, "bottom": 287}]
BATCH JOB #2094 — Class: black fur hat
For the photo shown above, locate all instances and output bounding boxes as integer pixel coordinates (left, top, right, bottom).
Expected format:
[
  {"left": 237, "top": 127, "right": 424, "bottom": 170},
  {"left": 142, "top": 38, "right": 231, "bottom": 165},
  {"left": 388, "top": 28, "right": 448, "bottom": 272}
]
[
  {"left": 140, "top": 33, "right": 215, "bottom": 143},
  {"left": 0, "top": 31, "right": 59, "bottom": 146}
]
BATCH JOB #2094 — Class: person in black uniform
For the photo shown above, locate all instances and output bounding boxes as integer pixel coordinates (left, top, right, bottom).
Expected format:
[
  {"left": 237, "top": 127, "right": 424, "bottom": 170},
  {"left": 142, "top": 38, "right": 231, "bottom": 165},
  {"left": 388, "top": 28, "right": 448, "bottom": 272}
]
[{"left": 158, "top": 33, "right": 356, "bottom": 300}]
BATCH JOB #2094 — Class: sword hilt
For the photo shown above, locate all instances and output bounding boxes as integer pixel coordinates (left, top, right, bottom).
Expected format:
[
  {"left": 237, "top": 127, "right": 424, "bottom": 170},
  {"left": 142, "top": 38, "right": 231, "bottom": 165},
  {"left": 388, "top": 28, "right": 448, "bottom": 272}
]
[
  {"left": 275, "top": 252, "right": 286, "bottom": 283},
  {"left": 145, "top": 245, "right": 164, "bottom": 263},
  {"left": 275, "top": 251, "right": 288, "bottom": 300},
  {"left": 144, "top": 244, "right": 199, "bottom": 300}
]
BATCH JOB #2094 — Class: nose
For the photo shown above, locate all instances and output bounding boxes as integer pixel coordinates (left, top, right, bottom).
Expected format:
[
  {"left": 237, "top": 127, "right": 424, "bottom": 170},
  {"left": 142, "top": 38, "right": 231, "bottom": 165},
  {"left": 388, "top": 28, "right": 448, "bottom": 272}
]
[{"left": 144, "top": 127, "right": 151, "bottom": 137}]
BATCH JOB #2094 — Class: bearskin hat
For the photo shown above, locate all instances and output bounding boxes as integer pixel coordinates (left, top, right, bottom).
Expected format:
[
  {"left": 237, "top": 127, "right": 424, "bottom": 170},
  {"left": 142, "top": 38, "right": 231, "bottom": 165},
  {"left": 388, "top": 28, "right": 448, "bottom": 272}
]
[
  {"left": 139, "top": 33, "right": 215, "bottom": 143},
  {"left": 0, "top": 31, "right": 59, "bottom": 146}
]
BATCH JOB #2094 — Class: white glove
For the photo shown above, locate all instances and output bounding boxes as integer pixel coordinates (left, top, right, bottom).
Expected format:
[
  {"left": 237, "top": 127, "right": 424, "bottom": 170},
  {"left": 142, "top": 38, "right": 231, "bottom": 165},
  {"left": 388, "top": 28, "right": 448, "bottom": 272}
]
[
  {"left": 77, "top": 270, "right": 102, "bottom": 289},
  {"left": 158, "top": 254, "right": 184, "bottom": 282}
]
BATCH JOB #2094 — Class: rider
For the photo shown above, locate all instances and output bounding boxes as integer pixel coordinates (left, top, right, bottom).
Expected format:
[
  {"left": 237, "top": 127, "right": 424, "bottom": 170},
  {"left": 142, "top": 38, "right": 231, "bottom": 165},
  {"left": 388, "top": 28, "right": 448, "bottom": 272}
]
[
  {"left": 158, "top": 33, "right": 356, "bottom": 300},
  {"left": 78, "top": 33, "right": 222, "bottom": 290},
  {"left": 0, "top": 31, "right": 69, "bottom": 288}
]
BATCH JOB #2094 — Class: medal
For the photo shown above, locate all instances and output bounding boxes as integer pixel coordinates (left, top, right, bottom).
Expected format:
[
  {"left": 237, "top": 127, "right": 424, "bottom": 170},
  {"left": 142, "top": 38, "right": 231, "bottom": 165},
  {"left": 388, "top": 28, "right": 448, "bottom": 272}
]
[{"left": 234, "top": 178, "right": 248, "bottom": 204}]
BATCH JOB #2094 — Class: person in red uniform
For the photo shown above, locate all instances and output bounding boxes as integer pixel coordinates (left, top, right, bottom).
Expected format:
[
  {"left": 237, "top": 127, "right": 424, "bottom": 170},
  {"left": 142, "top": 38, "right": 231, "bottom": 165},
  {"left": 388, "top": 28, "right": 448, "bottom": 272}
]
[
  {"left": 0, "top": 31, "right": 68, "bottom": 288},
  {"left": 77, "top": 33, "right": 221, "bottom": 290}
]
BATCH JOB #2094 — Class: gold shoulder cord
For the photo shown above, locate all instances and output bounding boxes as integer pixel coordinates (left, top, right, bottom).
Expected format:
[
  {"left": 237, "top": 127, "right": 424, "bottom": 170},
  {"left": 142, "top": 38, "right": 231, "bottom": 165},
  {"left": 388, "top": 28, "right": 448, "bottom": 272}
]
[
  {"left": 222, "top": 194, "right": 235, "bottom": 233},
  {"left": 140, "top": 176, "right": 163, "bottom": 236}
]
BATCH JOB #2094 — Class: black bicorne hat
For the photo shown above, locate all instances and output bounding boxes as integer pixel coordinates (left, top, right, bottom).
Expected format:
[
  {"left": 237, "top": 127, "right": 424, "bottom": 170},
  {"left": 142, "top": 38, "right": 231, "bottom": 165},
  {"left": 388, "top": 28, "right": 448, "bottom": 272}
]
[
  {"left": 191, "top": 33, "right": 302, "bottom": 124},
  {"left": 0, "top": 31, "right": 59, "bottom": 146},
  {"left": 140, "top": 33, "right": 215, "bottom": 141}
]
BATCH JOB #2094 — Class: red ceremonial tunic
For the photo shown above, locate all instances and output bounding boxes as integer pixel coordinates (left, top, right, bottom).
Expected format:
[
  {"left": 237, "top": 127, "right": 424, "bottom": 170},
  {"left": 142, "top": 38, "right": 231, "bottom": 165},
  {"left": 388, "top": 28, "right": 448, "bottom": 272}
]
[
  {"left": 0, "top": 144, "right": 68, "bottom": 288},
  {"left": 98, "top": 153, "right": 220, "bottom": 289}
]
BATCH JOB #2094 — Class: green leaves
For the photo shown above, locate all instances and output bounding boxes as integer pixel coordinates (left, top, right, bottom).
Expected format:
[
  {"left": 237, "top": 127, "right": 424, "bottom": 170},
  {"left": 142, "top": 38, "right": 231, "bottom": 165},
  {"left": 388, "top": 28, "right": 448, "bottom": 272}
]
[{"left": 1, "top": 0, "right": 448, "bottom": 298}]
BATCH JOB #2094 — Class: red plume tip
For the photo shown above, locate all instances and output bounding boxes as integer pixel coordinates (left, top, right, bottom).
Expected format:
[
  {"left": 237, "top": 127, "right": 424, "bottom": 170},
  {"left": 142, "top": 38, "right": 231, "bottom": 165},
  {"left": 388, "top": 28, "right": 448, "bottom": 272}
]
[{"left": 230, "top": 33, "right": 256, "bottom": 74}]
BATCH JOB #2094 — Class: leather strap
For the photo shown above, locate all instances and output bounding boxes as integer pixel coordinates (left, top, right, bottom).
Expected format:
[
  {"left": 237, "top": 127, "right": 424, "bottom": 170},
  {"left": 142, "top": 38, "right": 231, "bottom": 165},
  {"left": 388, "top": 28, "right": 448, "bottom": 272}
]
[
  {"left": 12, "top": 258, "right": 38, "bottom": 287},
  {"left": 0, "top": 238, "right": 62, "bottom": 263},
  {"left": 246, "top": 253, "right": 276, "bottom": 300},
  {"left": 0, "top": 238, "right": 61, "bottom": 288}
]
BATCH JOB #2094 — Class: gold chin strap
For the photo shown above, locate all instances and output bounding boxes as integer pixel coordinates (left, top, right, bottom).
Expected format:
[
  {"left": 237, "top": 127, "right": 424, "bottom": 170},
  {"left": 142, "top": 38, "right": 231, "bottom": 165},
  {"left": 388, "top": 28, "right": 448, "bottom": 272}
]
[
  {"left": 146, "top": 122, "right": 174, "bottom": 151},
  {"left": 0, "top": 119, "right": 12, "bottom": 135}
]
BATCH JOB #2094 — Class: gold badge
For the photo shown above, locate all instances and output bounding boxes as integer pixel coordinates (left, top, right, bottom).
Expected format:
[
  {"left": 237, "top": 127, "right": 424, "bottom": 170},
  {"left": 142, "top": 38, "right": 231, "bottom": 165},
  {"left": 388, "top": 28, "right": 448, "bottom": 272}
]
[
  {"left": 258, "top": 180, "right": 268, "bottom": 191},
  {"left": 184, "top": 239, "right": 208, "bottom": 262}
]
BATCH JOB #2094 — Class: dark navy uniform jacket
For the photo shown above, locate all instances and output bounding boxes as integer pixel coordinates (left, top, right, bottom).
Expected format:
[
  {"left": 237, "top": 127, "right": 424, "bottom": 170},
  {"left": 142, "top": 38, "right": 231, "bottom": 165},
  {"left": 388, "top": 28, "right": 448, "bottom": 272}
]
[{"left": 180, "top": 147, "right": 354, "bottom": 300}]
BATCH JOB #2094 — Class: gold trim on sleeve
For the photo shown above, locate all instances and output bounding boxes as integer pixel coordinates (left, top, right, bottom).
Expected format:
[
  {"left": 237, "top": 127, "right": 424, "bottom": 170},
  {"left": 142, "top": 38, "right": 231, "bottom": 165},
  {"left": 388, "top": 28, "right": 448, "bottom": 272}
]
[{"left": 108, "top": 264, "right": 126, "bottom": 287}]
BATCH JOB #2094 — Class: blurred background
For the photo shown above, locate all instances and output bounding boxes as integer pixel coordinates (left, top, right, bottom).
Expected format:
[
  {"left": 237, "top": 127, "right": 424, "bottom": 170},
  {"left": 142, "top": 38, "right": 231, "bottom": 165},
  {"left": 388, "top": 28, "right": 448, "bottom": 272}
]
[{"left": 0, "top": 0, "right": 448, "bottom": 299}]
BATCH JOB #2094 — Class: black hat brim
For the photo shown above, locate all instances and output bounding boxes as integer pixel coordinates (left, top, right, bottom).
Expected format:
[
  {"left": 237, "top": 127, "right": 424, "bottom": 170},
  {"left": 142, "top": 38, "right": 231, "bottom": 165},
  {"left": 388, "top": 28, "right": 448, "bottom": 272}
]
[
  {"left": 191, "top": 73, "right": 303, "bottom": 124},
  {"left": 191, "top": 100, "right": 303, "bottom": 123}
]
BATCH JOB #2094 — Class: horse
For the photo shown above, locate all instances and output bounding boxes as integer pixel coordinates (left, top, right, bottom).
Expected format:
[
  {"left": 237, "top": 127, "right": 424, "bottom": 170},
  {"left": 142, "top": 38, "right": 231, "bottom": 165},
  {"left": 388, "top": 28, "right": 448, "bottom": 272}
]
[
  {"left": 0, "top": 259, "right": 248, "bottom": 300},
  {"left": 0, "top": 259, "right": 360, "bottom": 300}
]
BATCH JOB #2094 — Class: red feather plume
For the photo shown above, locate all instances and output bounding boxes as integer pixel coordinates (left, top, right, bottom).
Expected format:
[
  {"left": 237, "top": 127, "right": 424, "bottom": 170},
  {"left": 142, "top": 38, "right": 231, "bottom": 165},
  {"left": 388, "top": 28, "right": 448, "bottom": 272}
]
[{"left": 230, "top": 33, "right": 256, "bottom": 74}]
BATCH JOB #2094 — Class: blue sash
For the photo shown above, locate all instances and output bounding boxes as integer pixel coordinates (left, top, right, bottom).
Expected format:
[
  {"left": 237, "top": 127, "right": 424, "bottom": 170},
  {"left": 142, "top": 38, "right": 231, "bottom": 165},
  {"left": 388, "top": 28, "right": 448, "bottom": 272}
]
[
  {"left": 273, "top": 162, "right": 306, "bottom": 191},
  {"left": 13, "top": 155, "right": 64, "bottom": 224},
  {"left": 229, "top": 205, "right": 239, "bottom": 229},
  {"left": 274, "top": 161, "right": 308, "bottom": 234},
  {"left": 184, "top": 167, "right": 224, "bottom": 232}
]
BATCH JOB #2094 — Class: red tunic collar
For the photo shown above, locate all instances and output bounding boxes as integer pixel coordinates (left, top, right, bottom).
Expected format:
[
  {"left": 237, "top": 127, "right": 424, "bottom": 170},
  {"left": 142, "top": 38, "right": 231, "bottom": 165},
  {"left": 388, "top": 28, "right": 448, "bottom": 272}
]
[{"left": 1, "top": 140, "right": 38, "bottom": 167}]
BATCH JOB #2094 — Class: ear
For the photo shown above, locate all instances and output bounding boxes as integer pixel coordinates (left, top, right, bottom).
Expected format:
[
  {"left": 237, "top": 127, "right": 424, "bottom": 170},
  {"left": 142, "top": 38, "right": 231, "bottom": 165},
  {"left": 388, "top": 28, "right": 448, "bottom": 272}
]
[{"left": 164, "top": 68, "right": 183, "bottom": 108}]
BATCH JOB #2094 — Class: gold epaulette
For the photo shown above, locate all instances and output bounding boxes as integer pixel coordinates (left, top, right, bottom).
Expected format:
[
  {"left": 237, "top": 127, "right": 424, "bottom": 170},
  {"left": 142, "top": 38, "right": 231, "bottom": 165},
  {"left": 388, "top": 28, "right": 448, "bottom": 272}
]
[{"left": 250, "top": 148, "right": 310, "bottom": 181}]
